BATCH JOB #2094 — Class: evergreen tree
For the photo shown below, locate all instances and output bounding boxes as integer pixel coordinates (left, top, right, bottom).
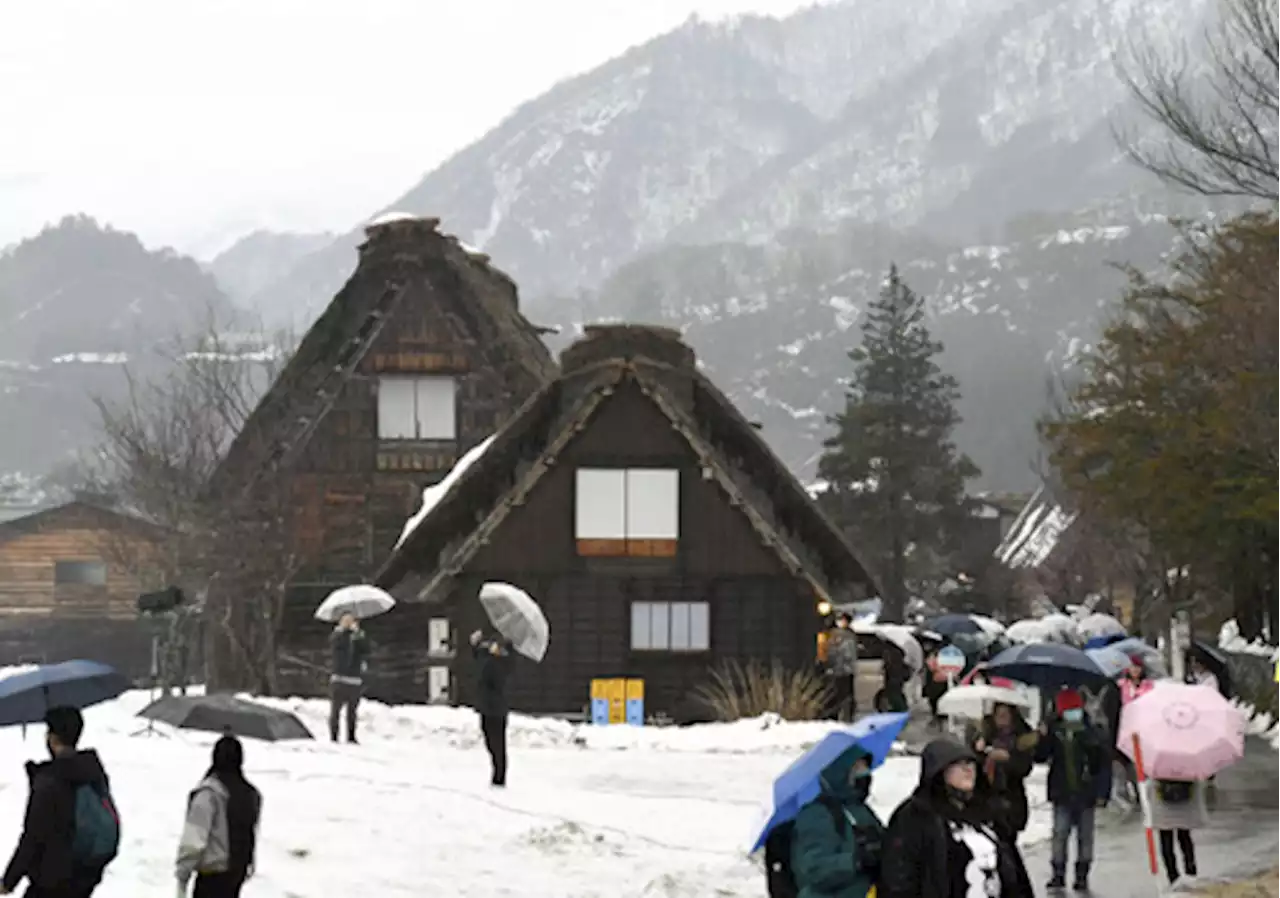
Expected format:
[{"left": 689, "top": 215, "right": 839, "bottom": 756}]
[{"left": 818, "top": 265, "right": 979, "bottom": 621}]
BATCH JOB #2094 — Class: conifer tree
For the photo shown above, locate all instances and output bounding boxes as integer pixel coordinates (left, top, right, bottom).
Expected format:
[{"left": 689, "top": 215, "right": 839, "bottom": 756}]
[{"left": 818, "top": 265, "right": 979, "bottom": 621}]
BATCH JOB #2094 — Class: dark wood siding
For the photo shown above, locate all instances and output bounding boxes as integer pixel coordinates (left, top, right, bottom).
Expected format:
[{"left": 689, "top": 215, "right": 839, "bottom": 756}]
[
  {"left": 273, "top": 290, "right": 542, "bottom": 700},
  {"left": 446, "top": 385, "right": 821, "bottom": 719}
]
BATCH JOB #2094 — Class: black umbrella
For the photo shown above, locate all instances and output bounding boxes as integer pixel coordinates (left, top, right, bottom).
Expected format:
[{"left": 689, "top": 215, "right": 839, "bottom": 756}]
[
  {"left": 985, "top": 642, "right": 1111, "bottom": 690},
  {"left": 1188, "top": 640, "right": 1232, "bottom": 696},
  {"left": 138, "top": 694, "right": 313, "bottom": 741},
  {"left": 0, "top": 660, "right": 130, "bottom": 727},
  {"left": 922, "top": 614, "right": 983, "bottom": 637}
]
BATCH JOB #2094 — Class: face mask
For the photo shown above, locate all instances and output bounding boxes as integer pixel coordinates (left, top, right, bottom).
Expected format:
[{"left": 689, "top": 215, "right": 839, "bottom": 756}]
[
  {"left": 1062, "top": 708, "right": 1084, "bottom": 723},
  {"left": 850, "top": 771, "right": 872, "bottom": 800}
]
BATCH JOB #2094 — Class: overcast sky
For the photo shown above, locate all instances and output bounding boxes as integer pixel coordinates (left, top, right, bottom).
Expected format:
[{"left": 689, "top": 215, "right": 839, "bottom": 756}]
[{"left": 1, "top": 0, "right": 815, "bottom": 257}]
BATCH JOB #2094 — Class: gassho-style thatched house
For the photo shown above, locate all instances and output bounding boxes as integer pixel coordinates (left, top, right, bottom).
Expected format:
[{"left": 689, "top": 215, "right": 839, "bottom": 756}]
[
  {"left": 375, "top": 324, "right": 878, "bottom": 721},
  {"left": 207, "top": 215, "right": 557, "bottom": 699},
  {"left": 0, "top": 500, "right": 164, "bottom": 677}
]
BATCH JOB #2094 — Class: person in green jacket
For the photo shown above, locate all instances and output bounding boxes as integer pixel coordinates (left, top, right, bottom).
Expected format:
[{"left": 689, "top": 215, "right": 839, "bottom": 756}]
[{"left": 791, "top": 746, "right": 885, "bottom": 898}]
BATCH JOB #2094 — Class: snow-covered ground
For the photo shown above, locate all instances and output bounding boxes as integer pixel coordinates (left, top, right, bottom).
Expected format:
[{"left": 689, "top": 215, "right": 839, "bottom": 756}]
[{"left": 0, "top": 692, "right": 1051, "bottom": 897}]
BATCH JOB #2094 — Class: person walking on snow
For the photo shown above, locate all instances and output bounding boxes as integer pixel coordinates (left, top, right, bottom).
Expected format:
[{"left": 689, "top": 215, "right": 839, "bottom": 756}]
[
  {"left": 471, "top": 629, "right": 513, "bottom": 787},
  {"left": 826, "top": 613, "right": 859, "bottom": 721},
  {"left": 1, "top": 706, "right": 119, "bottom": 897},
  {"left": 1146, "top": 778, "right": 1208, "bottom": 887},
  {"left": 788, "top": 746, "right": 884, "bottom": 898},
  {"left": 175, "top": 736, "right": 262, "bottom": 898},
  {"left": 970, "top": 702, "right": 1038, "bottom": 838},
  {"left": 329, "top": 612, "right": 371, "bottom": 744},
  {"left": 1035, "top": 689, "right": 1105, "bottom": 892},
  {"left": 880, "top": 738, "right": 1033, "bottom": 898}
]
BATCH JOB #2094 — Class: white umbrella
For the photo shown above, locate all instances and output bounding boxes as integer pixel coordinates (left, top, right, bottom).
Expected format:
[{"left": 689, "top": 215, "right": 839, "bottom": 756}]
[
  {"left": 479, "top": 582, "right": 549, "bottom": 663},
  {"left": 869, "top": 624, "right": 925, "bottom": 671},
  {"left": 937, "top": 683, "right": 1034, "bottom": 720},
  {"left": 1077, "top": 612, "right": 1126, "bottom": 641},
  {"left": 314, "top": 585, "right": 396, "bottom": 622},
  {"left": 1039, "top": 613, "right": 1080, "bottom": 644},
  {"left": 970, "top": 615, "right": 1007, "bottom": 637},
  {"left": 1005, "top": 619, "right": 1054, "bottom": 644}
]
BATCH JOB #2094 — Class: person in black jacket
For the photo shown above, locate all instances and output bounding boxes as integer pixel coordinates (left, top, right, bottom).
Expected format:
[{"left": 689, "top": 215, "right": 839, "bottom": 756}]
[
  {"left": 880, "top": 738, "right": 1033, "bottom": 898},
  {"left": 329, "top": 613, "right": 371, "bottom": 744},
  {"left": 470, "top": 629, "right": 514, "bottom": 787},
  {"left": 970, "top": 703, "right": 1039, "bottom": 838},
  {"left": 2, "top": 706, "right": 114, "bottom": 897},
  {"left": 1034, "top": 689, "right": 1106, "bottom": 891}
]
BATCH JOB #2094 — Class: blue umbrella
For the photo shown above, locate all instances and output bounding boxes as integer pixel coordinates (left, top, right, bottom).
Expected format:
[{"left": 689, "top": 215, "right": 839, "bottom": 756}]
[
  {"left": 985, "top": 643, "right": 1110, "bottom": 690},
  {"left": 1085, "top": 645, "right": 1131, "bottom": 679},
  {"left": 1083, "top": 633, "right": 1126, "bottom": 650},
  {"left": 749, "top": 712, "right": 908, "bottom": 852},
  {"left": 0, "top": 661, "right": 130, "bottom": 727}
]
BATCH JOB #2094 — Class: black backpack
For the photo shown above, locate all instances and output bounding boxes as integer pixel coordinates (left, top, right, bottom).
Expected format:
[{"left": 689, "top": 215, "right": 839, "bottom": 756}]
[
  {"left": 1156, "top": 780, "right": 1194, "bottom": 804},
  {"left": 765, "top": 797, "right": 882, "bottom": 898}
]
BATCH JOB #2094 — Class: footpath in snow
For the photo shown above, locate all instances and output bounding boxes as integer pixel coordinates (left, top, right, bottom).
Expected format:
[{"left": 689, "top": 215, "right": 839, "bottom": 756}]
[{"left": 0, "top": 692, "right": 1042, "bottom": 898}]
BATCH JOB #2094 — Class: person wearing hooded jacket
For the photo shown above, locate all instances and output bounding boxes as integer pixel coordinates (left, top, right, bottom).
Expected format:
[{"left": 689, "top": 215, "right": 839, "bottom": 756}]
[
  {"left": 880, "top": 738, "right": 1033, "bottom": 898},
  {"left": 790, "top": 746, "right": 885, "bottom": 898},
  {"left": 1, "top": 706, "right": 114, "bottom": 897},
  {"left": 471, "top": 629, "right": 514, "bottom": 787},
  {"left": 175, "top": 735, "right": 262, "bottom": 898}
]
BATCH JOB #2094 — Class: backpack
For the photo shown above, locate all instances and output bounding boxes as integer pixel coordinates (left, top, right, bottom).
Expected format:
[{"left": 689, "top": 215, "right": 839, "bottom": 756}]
[
  {"left": 1156, "top": 780, "right": 1193, "bottom": 804},
  {"left": 71, "top": 783, "right": 121, "bottom": 866},
  {"left": 765, "top": 797, "right": 882, "bottom": 898}
]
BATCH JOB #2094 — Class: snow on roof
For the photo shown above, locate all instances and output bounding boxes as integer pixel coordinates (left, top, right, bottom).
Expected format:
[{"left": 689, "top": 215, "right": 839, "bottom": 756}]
[
  {"left": 995, "top": 487, "right": 1076, "bottom": 569},
  {"left": 395, "top": 435, "right": 495, "bottom": 549},
  {"left": 367, "top": 210, "right": 422, "bottom": 227},
  {"left": 50, "top": 352, "right": 128, "bottom": 364}
]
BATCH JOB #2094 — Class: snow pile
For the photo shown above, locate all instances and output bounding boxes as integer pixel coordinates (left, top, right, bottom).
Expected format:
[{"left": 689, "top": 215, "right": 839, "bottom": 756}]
[
  {"left": 396, "top": 435, "right": 495, "bottom": 547},
  {"left": 0, "top": 689, "right": 1054, "bottom": 897},
  {"left": 1218, "top": 620, "right": 1278, "bottom": 659}
]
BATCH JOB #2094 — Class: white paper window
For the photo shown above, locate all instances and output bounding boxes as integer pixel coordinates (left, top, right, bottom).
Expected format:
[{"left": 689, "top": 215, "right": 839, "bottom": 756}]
[
  {"left": 427, "top": 666, "right": 450, "bottom": 703},
  {"left": 377, "top": 376, "right": 456, "bottom": 440},
  {"left": 415, "top": 377, "right": 457, "bottom": 440},
  {"left": 427, "top": 618, "right": 451, "bottom": 655},
  {"left": 575, "top": 469, "right": 627, "bottom": 539},
  {"left": 625, "top": 469, "right": 679, "bottom": 539},
  {"left": 376, "top": 378, "right": 417, "bottom": 439},
  {"left": 630, "top": 601, "right": 709, "bottom": 652}
]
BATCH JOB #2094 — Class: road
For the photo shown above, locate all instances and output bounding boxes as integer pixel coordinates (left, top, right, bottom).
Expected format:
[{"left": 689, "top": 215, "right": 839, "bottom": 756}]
[{"left": 1022, "top": 737, "right": 1279, "bottom": 897}]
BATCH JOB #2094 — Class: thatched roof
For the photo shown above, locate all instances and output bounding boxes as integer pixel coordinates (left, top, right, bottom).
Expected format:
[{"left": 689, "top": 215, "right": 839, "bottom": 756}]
[
  {"left": 376, "top": 324, "right": 878, "bottom": 604},
  {"left": 209, "top": 217, "right": 557, "bottom": 496}
]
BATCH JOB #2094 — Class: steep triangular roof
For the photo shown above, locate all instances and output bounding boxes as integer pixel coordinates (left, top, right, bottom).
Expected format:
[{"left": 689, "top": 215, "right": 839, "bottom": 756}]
[
  {"left": 210, "top": 217, "right": 557, "bottom": 496},
  {"left": 376, "top": 325, "right": 878, "bottom": 604}
]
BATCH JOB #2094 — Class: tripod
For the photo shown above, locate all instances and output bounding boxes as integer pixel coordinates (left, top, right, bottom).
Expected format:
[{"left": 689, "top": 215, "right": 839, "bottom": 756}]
[{"left": 130, "top": 633, "right": 170, "bottom": 738}]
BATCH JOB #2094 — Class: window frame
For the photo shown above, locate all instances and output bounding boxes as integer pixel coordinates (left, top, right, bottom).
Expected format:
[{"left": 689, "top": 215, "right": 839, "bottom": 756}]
[
  {"left": 574, "top": 466, "right": 680, "bottom": 558},
  {"left": 375, "top": 375, "right": 457, "bottom": 441},
  {"left": 629, "top": 600, "right": 710, "bottom": 653}
]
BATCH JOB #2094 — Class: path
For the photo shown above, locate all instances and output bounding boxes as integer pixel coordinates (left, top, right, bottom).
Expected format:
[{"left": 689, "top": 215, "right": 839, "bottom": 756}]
[{"left": 1023, "top": 738, "right": 1279, "bottom": 897}]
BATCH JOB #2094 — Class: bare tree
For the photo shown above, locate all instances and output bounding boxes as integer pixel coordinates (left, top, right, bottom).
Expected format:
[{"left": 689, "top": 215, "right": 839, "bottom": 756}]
[
  {"left": 82, "top": 309, "right": 306, "bottom": 693},
  {"left": 1115, "top": 0, "right": 1279, "bottom": 201}
]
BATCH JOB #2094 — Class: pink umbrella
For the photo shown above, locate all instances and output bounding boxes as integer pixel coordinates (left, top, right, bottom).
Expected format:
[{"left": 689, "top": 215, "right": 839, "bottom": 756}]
[{"left": 1117, "top": 682, "right": 1246, "bottom": 780}]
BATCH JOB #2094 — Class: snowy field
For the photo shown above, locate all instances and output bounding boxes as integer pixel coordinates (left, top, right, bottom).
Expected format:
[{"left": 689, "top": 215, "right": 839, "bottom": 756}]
[{"left": 0, "top": 691, "right": 1053, "bottom": 898}]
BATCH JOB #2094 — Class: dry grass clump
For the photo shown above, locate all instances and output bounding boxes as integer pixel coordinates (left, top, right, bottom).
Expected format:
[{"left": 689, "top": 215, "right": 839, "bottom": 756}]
[{"left": 693, "top": 660, "right": 833, "bottom": 721}]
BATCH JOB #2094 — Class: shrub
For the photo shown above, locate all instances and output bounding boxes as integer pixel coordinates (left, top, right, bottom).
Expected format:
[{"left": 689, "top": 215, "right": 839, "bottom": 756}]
[{"left": 692, "top": 660, "right": 833, "bottom": 722}]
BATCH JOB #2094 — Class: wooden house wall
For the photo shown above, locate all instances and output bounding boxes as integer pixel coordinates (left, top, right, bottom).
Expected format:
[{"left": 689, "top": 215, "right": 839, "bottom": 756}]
[
  {"left": 273, "top": 288, "right": 539, "bottom": 699},
  {"left": 435, "top": 385, "right": 820, "bottom": 719},
  {"left": 0, "top": 511, "right": 158, "bottom": 678}
]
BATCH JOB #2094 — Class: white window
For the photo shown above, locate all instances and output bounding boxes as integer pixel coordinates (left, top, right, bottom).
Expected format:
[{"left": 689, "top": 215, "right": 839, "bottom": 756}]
[
  {"left": 574, "top": 468, "right": 679, "bottom": 544},
  {"left": 427, "top": 618, "right": 451, "bottom": 657},
  {"left": 427, "top": 666, "right": 450, "bottom": 703},
  {"left": 54, "top": 561, "right": 107, "bottom": 586},
  {"left": 377, "top": 376, "right": 456, "bottom": 440},
  {"left": 631, "top": 601, "right": 709, "bottom": 652}
]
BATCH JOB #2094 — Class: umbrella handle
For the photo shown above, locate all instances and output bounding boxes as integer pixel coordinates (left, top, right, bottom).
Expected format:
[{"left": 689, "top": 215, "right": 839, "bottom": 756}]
[{"left": 1131, "top": 734, "right": 1158, "bottom": 877}]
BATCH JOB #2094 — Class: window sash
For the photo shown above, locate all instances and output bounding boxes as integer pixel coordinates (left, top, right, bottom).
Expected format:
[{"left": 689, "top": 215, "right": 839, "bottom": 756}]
[
  {"left": 377, "top": 376, "right": 456, "bottom": 440},
  {"left": 631, "top": 601, "right": 709, "bottom": 652},
  {"left": 53, "top": 560, "right": 107, "bottom": 586}
]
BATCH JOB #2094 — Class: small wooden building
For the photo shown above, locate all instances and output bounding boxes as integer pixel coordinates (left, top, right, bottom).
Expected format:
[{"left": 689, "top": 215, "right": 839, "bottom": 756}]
[
  {"left": 209, "top": 215, "right": 557, "bottom": 698},
  {"left": 375, "top": 324, "right": 877, "bottom": 720},
  {"left": 0, "top": 501, "right": 162, "bottom": 677}
]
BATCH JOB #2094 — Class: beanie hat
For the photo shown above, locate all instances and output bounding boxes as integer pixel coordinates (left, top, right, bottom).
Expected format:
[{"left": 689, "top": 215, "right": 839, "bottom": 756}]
[
  {"left": 1128, "top": 653, "right": 1145, "bottom": 666},
  {"left": 1055, "top": 689, "right": 1084, "bottom": 714}
]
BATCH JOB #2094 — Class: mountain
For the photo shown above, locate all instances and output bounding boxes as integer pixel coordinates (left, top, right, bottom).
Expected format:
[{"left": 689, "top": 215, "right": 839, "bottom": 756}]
[
  {"left": 244, "top": 0, "right": 1210, "bottom": 325},
  {"left": 0, "top": 216, "right": 239, "bottom": 474},
  {"left": 563, "top": 206, "right": 1181, "bottom": 492},
  {"left": 207, "top": 229, "right": 335, "bottom": 310}
]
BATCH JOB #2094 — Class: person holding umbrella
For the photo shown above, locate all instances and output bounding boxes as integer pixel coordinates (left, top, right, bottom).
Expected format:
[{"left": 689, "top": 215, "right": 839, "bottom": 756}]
[
  {"left": 788, "top": 747, "right": 884, "bottom": 898},
  {"left": 328, "top": 612, "right": 371, "bottom": 744},
  {"left": 970, "top": 703, "right": 1038, "bottom": 839},
  {"left": 470, "top": 629, "right": 514, "bottom": 787},
  {"left": 1035, "top": 689, "right": 1105, "bottom": 892}
]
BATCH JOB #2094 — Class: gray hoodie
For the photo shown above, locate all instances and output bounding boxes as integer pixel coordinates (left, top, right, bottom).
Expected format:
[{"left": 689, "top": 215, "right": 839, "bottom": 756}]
[{"left": 175, "top": 775, "right": 233, "bottom": 884}]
